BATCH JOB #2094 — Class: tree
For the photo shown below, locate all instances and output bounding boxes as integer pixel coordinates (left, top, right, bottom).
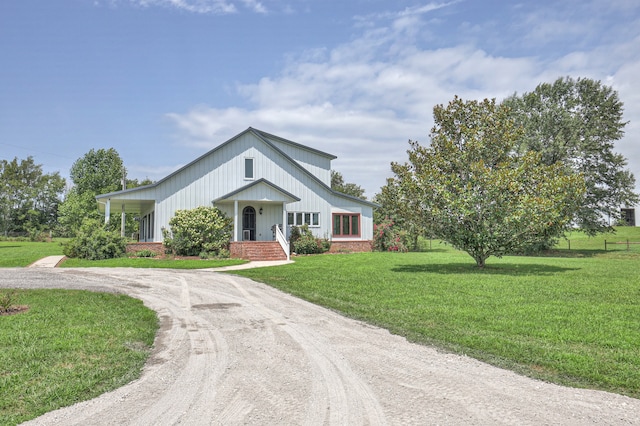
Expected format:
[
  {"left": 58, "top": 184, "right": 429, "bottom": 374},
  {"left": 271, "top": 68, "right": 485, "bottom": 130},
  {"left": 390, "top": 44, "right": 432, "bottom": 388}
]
[
  {"left": 69, "top": 148, "right": 124, "bottom": 195},
  {"left": 392, "top": 97, "right": 585, "bottom": 267},
  {"left": 331, "top": 170, "right": 367, "bottom": 200},
  {"left": 58, "top": 148, "right": 125, "bottom": 236},
  {"left": 503, "top": 77, "right": 638, "bottom": 235},
  {"left": 373, "top": 177, "right": 428, "bottom": 251},
  {"left": 0, "top": 157, "right": 65, "bottom": 238}
]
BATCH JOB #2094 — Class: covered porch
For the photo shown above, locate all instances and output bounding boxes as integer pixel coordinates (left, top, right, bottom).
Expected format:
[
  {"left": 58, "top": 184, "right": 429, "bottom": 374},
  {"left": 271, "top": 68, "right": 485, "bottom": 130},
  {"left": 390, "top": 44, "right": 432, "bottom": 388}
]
[
  {"left": 213, "top": 179, "right": 301, "bottom": 260},
  {"left": 96, "top": 197, "right": 155, "bottom": 241}
]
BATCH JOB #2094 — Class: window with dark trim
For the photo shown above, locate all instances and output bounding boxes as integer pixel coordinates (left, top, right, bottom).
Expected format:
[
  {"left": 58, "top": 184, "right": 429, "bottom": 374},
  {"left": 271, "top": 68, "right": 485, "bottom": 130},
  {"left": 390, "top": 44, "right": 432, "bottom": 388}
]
[
  {"left": 244, "top": 158, "right": 254, "bottom": 179},
  {"left": 332, "top": 213, "right": 360, "bottom": 237}
]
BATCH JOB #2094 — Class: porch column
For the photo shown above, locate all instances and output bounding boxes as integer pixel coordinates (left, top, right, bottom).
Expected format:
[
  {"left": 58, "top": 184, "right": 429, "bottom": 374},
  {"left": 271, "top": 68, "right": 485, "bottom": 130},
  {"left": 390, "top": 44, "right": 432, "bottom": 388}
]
[
  {"left": 121, "top": 203, "right": 126, "bottom": 237},
  {"left": 282, "top": 202, "right": 287, "bottom": 235},
  {"left": 104, "top": 199, "right": 111, "bottom": 224},
  {"left": 233, "top": 200, "right": 239, "bottom": 242}
]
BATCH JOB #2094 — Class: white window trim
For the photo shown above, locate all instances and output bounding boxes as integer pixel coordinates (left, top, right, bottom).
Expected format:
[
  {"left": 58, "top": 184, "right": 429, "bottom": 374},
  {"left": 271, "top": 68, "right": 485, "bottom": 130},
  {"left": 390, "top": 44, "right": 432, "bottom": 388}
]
[
  {"left": 244, "top": 157, "right": 255, "bottom": 180},
  {"left": 287, "top": 211, "right": 320, "bottom": 227}
]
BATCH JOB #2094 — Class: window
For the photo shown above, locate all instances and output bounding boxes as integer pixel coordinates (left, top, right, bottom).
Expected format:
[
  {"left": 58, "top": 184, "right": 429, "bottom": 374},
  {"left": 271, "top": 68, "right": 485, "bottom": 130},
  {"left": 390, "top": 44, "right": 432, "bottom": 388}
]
[
  {"left": 332, "top": 213, "right": 360, "bottom": 237},
  {"left": 287, "top": 212, "right": 320, "bottom": 227},
  {"left": 244, "top": 158, "right": 254, "bottom": 179}
]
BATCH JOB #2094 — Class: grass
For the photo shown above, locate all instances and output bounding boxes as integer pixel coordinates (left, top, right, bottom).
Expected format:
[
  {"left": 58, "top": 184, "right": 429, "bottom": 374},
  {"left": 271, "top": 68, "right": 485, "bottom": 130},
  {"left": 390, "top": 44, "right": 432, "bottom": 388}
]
[
  {"left": 0, "top": 241, "right": 65, "bottom": 267},
  {"left": 0, "top": 240, "right": 247, "bottom": 269},
  {"left": 59, "top": 257, "right": 247, "bottom": 269},
  {"left": 0, "top": 289, "right": 158, "bottom": 425},
  {"left": 552, "top": 226, "right": 640, "bottom": 254},
  {"left": 233, "top": 233, "right": 640, "bottom": 399}
]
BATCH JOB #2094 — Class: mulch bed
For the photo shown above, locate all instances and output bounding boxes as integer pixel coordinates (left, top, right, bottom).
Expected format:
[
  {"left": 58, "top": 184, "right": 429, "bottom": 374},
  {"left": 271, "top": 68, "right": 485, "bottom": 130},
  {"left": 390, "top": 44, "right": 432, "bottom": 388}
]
[{"left": 0, "top": 305, "right": 30, "bottom": 316}]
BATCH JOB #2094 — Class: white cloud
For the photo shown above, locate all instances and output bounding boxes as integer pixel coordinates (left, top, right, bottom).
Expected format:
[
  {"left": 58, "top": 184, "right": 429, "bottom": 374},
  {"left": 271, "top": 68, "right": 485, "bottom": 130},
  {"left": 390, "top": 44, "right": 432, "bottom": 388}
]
[
  {"left": 167, "top": 2, "right": 640, "bottom": 198},
  {"left": 354, "top": 1, "right": 457, "bottom": 27},
  {"left": 99, "top": 0, "right": 275, "bottom": 14},
  {"left": 240, "top": 0, "right": 267, "bottom": 14}
]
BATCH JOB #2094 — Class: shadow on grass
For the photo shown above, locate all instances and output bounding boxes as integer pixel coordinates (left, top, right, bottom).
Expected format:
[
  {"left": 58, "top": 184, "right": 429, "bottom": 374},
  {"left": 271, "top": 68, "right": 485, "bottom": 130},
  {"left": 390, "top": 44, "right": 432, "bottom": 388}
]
[
  {"left": 0, "top": 246, "right": 20, "bottom": 249},
  {"left": 393, "top": 262, "right": 580, "bottom": 276}
]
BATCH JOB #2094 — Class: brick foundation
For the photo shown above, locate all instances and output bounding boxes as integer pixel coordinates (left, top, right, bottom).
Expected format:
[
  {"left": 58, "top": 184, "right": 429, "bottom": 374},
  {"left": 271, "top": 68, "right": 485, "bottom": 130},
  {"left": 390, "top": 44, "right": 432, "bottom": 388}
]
[
  {"left": 126, "top": 242, "right": 165, "bottom": 255},
  {"left": 125, "top": 240, "right": 372, "bottom": 258},
  {"left": 328, "top": 240, "right": 373, "bottom": 253}
]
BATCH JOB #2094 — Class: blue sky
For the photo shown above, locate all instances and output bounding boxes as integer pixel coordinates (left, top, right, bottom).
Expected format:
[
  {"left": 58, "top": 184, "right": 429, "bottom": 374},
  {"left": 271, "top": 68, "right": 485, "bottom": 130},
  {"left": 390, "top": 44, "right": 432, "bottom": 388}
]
[{"left": 1, "top": 0, "right": 639, "bottom": 198}]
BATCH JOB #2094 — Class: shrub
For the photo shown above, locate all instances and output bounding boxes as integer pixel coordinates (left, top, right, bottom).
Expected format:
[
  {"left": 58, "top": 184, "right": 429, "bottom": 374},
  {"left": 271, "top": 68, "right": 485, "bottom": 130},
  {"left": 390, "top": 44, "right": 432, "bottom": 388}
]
[
  {"left": 373, "top": 217, "right": 408, "bottom": 252},
  {"left": 63, "top": 218, "right": 127, "bottom": 260},
  {"left": 162, "top": 206, "right": 232, "bottom": 256},
  {"left": 0, "top": 289, "right": 18, "bottom": 312},
  {"left": 290, "top": 225, "right": 330, "bottom": 255},
  {"left": 134, "top": 249, "right": 157, "bottom": 258}
]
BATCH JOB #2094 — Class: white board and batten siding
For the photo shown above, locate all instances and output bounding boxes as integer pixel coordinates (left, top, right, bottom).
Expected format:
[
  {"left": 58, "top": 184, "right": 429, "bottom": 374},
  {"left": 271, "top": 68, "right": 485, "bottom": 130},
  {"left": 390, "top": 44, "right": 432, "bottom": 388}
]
[{"left": 95, "top": 127, "right": 377, "bottom": 244}]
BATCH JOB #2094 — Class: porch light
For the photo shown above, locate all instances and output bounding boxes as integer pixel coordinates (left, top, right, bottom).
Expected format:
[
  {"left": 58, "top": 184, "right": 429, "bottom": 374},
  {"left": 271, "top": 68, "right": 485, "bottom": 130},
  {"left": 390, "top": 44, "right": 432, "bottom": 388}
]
[{"left": 259, "top": 207, "right": 263, "bottom": 215}]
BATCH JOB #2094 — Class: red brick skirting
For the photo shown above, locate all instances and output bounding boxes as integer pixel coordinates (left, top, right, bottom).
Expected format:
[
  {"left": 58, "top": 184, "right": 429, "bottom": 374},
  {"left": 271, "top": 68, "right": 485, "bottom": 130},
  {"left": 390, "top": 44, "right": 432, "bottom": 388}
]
[
  {"left": 126, "top": 242, "right": 165, "bottom": 255},
  {"left": 126, "top": 240, "right": 372, "bottom": 258},
  {"left": 328, "top": 240, "right": 373, "bottom": 253}
]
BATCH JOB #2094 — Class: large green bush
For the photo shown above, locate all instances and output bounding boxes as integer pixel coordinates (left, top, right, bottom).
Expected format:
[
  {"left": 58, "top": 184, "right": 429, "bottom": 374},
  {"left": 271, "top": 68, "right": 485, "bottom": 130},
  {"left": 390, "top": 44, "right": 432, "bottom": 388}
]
[
  {"left": 162, "top": 206, "right": 232, "bottom": 256},
  {"left": 63, "top": 218, "right": 127, "bottom": 260}
]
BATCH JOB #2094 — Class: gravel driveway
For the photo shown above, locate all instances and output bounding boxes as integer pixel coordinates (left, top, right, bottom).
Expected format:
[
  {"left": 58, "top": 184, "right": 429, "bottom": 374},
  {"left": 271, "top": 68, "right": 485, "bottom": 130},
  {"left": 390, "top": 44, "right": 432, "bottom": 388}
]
[{"left": 1, "top": 267, "right": 638, "bottom": 425}]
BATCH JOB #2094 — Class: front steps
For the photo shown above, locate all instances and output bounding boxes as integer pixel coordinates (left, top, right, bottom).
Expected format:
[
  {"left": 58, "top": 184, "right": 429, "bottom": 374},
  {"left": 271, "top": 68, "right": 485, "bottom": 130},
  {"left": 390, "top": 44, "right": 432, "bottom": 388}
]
[{"left": 230, "top": 241, "right": 288, "bottom": 261}]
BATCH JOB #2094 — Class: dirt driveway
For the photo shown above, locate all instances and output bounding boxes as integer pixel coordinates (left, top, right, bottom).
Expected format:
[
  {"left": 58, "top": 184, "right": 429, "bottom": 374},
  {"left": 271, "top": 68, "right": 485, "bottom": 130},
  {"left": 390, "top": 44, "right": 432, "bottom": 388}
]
[{"left": 2, "top": 268, "right": 638, "bottom": 425}]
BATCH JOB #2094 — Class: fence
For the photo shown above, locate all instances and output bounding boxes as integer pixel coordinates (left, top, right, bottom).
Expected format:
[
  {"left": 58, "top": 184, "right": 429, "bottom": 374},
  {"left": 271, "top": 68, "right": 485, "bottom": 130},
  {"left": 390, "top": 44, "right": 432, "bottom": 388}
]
[{"left": 604, "top": 240, "right": 640, "bottom": 251}]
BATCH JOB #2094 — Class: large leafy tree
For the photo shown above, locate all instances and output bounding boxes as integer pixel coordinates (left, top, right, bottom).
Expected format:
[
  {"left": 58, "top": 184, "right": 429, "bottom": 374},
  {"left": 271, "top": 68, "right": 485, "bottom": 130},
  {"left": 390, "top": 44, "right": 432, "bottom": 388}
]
[
  {"left": 331, "top": 170, "right": 367, "bottom": 200},
  {"left": 392, "top": 97, "right": 584, "bottom": 267},
  {"left": 503, "top": 77, "right": 638, "bottom": 235},
  {"left": 373, "top": 177, "right": 430, "bottom": 251},
  {"left": 58, "top": 148, "right": 125, "bottom": 236},
  {"left": 0, "top": 157, "right": 65, "bottom": 237}
]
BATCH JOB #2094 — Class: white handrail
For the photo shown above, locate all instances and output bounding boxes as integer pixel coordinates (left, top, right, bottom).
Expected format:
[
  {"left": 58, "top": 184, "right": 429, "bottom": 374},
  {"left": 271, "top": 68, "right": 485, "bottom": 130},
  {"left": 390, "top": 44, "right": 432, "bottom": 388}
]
[{"left": 274, "top": 224, "right": 290, "bottom": 261}]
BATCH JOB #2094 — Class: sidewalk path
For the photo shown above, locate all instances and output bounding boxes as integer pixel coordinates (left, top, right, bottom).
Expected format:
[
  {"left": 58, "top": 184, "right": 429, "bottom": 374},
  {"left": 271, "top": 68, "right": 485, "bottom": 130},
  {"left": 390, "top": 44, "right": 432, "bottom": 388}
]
[
  {"left": 27, "top": 256, "right": 292, "bottom": 270},
  {"left": 28, "top": 255, "right": 66, "bottom": 268},
  {"left": 207, "top": 260, "right": 293, "bottom": 271}
]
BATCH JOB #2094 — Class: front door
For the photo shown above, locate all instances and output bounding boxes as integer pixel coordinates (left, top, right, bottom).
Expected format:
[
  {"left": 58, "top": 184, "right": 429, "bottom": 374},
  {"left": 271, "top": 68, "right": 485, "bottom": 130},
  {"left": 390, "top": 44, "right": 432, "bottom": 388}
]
[{"left": 242, "top": 206, "right": 256, "bottom": 240}]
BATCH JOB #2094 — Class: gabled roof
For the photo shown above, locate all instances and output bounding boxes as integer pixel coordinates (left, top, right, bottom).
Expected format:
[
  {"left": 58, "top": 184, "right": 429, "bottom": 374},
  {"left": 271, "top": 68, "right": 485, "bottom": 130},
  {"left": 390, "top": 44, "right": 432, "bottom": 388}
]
[
  {"left": 251, "top": 128, "right": 337, "bottom": 160},
  {"left": 213, "top": 178, "right": 301, "bottom": 203},
  {"left": 96, "top": 127, "right": 378, "bottom": 208}
]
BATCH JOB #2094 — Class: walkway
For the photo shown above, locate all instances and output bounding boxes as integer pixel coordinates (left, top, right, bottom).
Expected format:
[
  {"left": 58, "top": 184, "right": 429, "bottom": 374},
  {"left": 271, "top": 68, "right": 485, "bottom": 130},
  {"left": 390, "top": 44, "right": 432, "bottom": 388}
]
[
  {"left": 27, "top": 256, "right": 292, "bottom": 270},
  {"left": 28, "top": 255, "right": 66, "bottom": 268}
]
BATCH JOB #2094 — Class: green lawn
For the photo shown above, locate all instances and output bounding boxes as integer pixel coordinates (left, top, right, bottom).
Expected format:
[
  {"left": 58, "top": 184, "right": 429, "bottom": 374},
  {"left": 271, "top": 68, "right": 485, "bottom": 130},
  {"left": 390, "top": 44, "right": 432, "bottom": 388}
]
[
  {"left": 60, "top": 257, "right": 247, "bottom": 269},
  {"left": 233, "top": 239, "right": 640, "bottom": 399},
  {"left": 0, "top": 241, "right": 65, "bottom": 267},
  {"left": 0, "top": 240, "right": 246, "bottom": 269},
  {"left": 0, "top": 289, "right": 158, "bottom": 425},
  {"left": 555, "top": 226, "right": 640, "bottom": 253}
]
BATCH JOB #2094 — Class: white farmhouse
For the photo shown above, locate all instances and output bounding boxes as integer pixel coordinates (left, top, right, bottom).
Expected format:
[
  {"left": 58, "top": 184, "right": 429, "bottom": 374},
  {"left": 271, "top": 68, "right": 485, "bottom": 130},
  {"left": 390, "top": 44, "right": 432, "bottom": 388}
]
[
  {"left": 95, "top": 127, "right": 378, "bottom": 260},
  {"left": 621, "top": 205, "right": 639, "bottom": 227}
]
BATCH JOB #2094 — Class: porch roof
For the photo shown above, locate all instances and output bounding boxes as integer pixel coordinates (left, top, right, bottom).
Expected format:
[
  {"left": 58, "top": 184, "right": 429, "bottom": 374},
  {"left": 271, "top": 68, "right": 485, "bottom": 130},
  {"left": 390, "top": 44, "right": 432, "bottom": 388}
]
[
  {"left": 96, "top": 198, "right": 155, "bottom": 214},
  {"left": 213, "top": 178, "right": 300, "bottom": 204}
]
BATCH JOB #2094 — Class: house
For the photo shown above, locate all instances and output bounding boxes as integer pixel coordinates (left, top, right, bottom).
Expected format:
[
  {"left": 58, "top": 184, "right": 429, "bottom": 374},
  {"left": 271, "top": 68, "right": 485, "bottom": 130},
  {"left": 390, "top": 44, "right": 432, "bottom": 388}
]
[
  {"left": 95, "top": 127, "right": 378, "bottom": 260},
  {"left": 620, "top": 205, "right": 639, "bottom": 227}
]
